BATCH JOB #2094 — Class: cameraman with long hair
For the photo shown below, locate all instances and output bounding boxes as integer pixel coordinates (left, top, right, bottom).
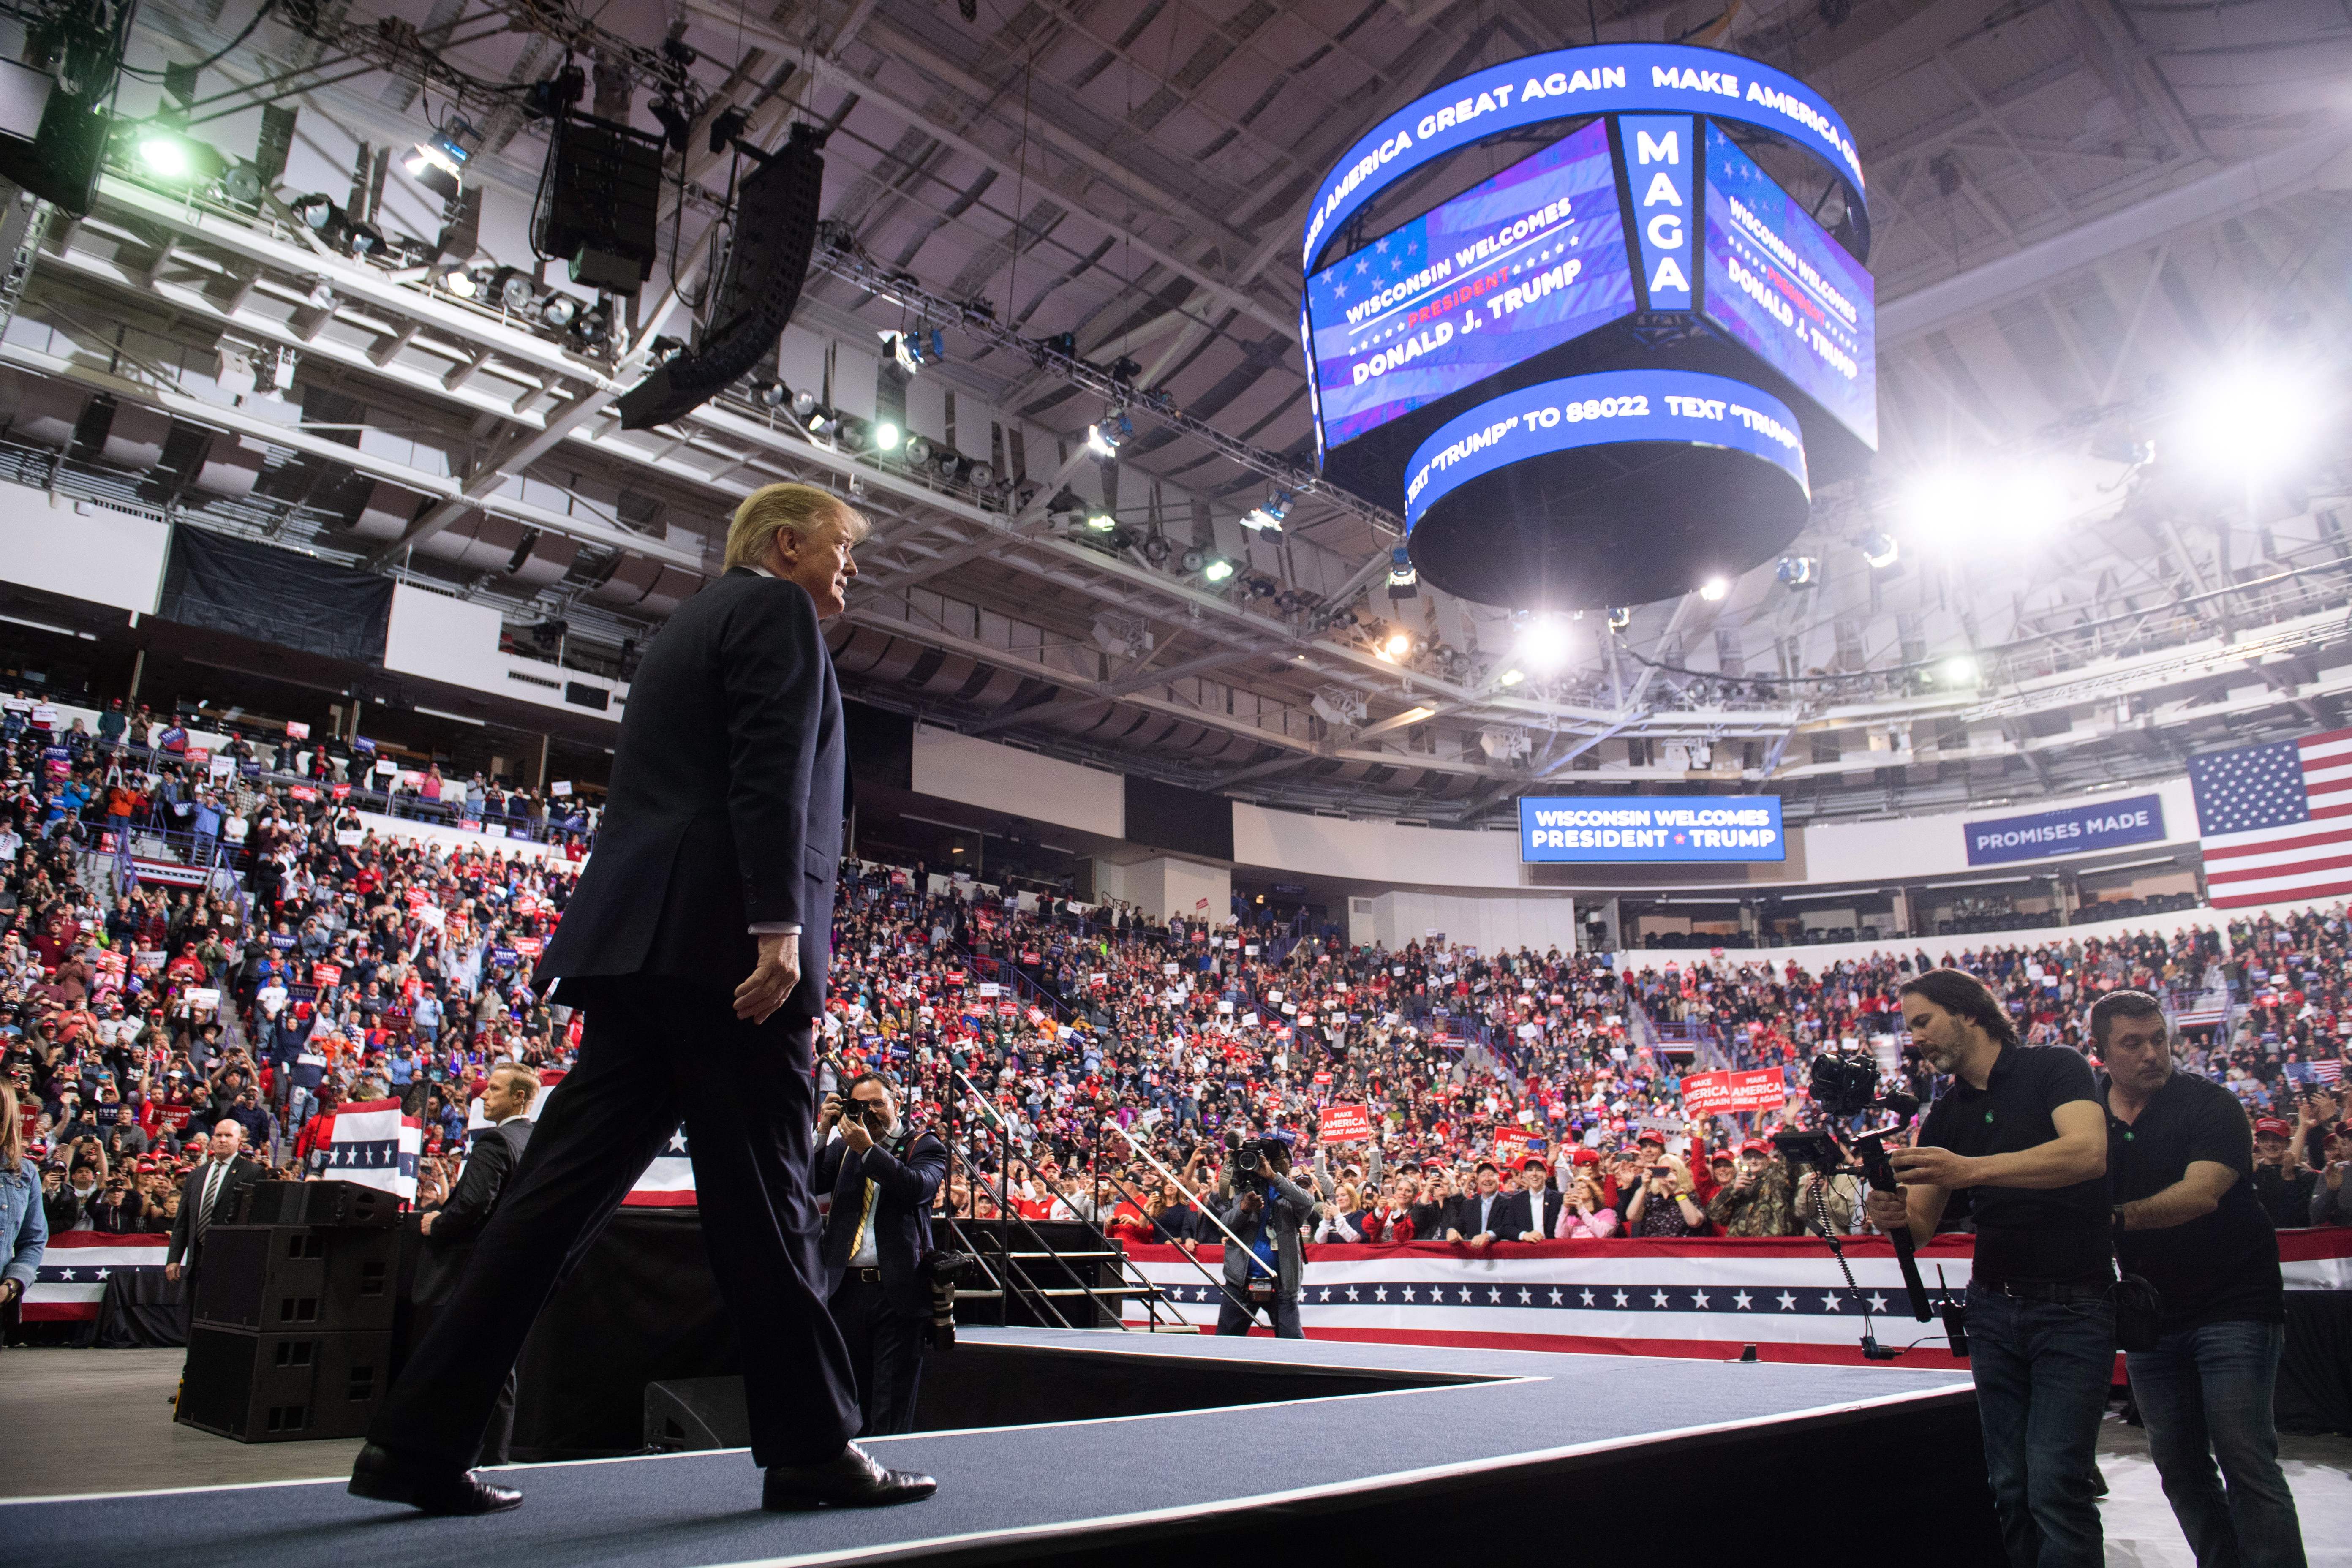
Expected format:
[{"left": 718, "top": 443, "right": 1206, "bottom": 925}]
[{"left": 1868, "top": 968, "right": 2112, "bottom": 1568}]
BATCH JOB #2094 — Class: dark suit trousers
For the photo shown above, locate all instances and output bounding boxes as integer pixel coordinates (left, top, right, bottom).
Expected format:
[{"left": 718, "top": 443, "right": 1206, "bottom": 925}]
[
  {"left": 367, "top": 978, "right": 860, "bottom": 1470},
  {"left": 829, "top": 1275, "right": 923, "bottom": 1436},
  {"left": 1214, "top": 1295, "right": 1304, "bottom": 1339}
]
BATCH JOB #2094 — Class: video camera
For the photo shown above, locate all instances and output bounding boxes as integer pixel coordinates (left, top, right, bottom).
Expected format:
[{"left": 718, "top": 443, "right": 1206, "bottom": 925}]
[
  {"left": 1779, "top": 1046, "right": 1936, "bottom": 1334},
  {"left": 1224, "top": 1130, "right": 1289, "bottom": 1194},
  {"left": 918, "top": 1248, "right": 972, "bottom": 1350}
]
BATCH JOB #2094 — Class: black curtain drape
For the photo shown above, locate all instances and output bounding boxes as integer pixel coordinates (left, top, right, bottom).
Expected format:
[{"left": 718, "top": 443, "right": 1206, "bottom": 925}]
[
  {"left": 158, "top": 525, "right": 392, "bottom": 664},
  {"left": 506, "top": 1209, "right": 741, "bottom": 1461},
  {"left": 2278, "top": 1291, "right": 2352, "bottom": 1436}
]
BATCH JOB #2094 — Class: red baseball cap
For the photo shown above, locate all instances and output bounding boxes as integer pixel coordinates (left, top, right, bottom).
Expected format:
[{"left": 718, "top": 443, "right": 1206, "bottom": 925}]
[
  {"left": 1635, "top": 1130, "right": 1666, "bottom": 1148},
  {"left": 2253, "top": 1117, "right": 2292, "bottom": 1138},
  {"left": 1516, "top": 1155, "right": 1548, "bottom": 1173},
  {"left": 1740, "top": 1138, "right": 1771, "bottom": 1156},
  {"left": 1570, "top": 1148, "right": 1601, "bottom": 1166}
]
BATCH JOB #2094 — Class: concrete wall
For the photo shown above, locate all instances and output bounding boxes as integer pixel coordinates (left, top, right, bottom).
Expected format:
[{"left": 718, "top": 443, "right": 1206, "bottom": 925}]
[
  {"left": 910, "top": 724, "right": 1124, "bottom": 839},
  {"left": 1097, "top": 855, "right": 1232, "bottom": 925},
  {"left": 0, "top": 484, "right": 169, "bottom": 615}
]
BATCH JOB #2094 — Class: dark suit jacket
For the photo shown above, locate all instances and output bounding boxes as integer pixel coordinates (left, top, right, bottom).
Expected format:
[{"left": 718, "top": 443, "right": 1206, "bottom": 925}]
[
  {"left": 1444, "top": 1190, "right": 1513, "bottom": 1241},
  {"left": 816, "top": 1126, "right": 948, "bottom": 1317},
  {"left": 414, "top": 1119, "right": 534, "bottom": 1305},
  {"left": 165, "top": 1155, "right": 265, "bottom": 1268},
  {"left": 537, "top": 566, "right": 845, "bottom": 1013},
  {"left": 1498, "top": 1189, "right": 1563, "bottom": 1240}
]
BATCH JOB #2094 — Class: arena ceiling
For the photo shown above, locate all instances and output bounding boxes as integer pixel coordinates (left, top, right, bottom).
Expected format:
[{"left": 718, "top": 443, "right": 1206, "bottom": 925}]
[{"left": 16, "top": 0, "right": 2352, "bottom": 828}]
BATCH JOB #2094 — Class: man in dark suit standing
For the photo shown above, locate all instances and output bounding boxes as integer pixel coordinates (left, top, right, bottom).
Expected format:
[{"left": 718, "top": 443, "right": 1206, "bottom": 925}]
[
  {"left": 411, "top": 1062, "right": 538, "bottom": 1466},
  {"left": 815, "top": 1072, "right": 947, "bottom": 1435},
  {"left": 163, "top": 1119, "right": 264, "bottom": 1293},
  {"left": 1505, "top": 1156, "right": 1563, "bottom": 1241},
  {"left": 351, "top": 482, "right": 933, "bottom": 1516}
]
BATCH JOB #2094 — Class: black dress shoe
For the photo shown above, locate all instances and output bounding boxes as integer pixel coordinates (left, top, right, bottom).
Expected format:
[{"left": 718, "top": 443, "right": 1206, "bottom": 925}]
[
  {"left": 762, "top": 1442, "right": 937, "bottom": 1510},
  {"left": 348, "top": 1442, "right": 523, "bottom": 1516}
]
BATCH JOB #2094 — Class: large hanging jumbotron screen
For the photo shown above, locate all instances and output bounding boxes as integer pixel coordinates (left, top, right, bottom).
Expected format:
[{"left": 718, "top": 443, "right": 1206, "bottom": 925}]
[
  {"left": 1700, "top": 120, "right": 1877, "bottom": 450},
  {"left": 1303, "top": 118, "right": 1635, "bottom": 452}
]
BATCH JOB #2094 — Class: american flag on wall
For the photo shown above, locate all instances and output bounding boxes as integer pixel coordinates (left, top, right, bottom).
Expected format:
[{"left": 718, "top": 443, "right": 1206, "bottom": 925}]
[{"left": 2191, "top": 730, "right": 2352, "bottom": 909}]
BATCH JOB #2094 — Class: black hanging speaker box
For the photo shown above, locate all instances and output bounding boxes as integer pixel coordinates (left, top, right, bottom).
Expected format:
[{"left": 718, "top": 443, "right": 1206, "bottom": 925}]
[
  {"left": 177, "top": 1325, "right": 392, "bottom": 1442},
  {"left": 236, "top": 1179, "right": 401, "bottom": 1229},
  {"left": 192, "top": 1225, "right": 399, "bottom": 1332}
]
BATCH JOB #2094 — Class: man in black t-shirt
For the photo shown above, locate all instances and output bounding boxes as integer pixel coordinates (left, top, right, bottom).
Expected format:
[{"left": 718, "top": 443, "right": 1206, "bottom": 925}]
[
  {"left": 1867, "top": 969, "right": 2113, "bottom": 1568},
  {"left": 2099, "top": 990, "right": 2307, "bottom": 1568}
]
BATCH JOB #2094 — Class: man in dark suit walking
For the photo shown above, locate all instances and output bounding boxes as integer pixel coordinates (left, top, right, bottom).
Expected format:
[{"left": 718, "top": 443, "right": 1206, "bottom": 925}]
[
  {"left": 816, "top": 1072, "right": 947, "bottom": 1435},
  {"left": 411, "top": 1062, "right": 538, "bottom": 1466},
  {"left": 351, "top": 482, "right": 933, "bottom": 1516}
]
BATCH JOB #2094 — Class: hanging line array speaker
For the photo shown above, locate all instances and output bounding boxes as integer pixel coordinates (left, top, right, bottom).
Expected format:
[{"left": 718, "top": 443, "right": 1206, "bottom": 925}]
[{"left": 615, "top": 123, "right": 827, "bottom": 430}]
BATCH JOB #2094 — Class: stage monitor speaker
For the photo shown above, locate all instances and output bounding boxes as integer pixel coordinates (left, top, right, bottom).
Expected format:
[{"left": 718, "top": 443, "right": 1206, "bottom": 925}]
[
  {"left": 177, "top": 1326, "right": 392, "bottom": 1442},
  {"left": 192, "top": 1225, "right": 399, "bottom": 1333},
  {"left": 644, "top": 1375, "right": 751, "bottom": 1452},
  {"left": 614, "top": 124, "right": 826, "bottom": 430},
  {"left": 236, "top": 1180, "right": 402, "bottom": 1229}
]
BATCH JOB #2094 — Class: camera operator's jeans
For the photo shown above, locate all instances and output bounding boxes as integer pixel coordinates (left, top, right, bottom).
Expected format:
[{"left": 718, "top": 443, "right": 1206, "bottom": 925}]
[
  {"left": 1215, "top": 1294, "right": 1302, "bottom": 1339},
  {"left": 2127, "top": 1320, "right": 2306, "bottom": 1568},
  {"left": 1967, "top": 1281, "right": 2115, "bottom": 1568}
]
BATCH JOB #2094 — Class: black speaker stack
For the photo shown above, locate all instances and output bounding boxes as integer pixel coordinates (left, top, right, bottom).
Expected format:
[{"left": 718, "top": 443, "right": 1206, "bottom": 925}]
[{"left": 176, "top": 1181, "right": 401, "bottom": 1443}]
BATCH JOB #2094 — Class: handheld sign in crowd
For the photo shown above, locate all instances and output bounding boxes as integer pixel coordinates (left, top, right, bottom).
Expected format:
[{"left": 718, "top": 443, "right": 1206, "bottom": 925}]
[
  {"left": 1318, "top": 1104, "right": 1374, "bottom": 1143},
  {"left": 1682, "top": 1067, "right": 1786, "bottom": 1116}
]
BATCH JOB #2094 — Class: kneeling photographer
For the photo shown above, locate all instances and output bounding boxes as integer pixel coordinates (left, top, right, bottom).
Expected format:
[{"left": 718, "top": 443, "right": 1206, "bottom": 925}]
[
  {"left": 1866, "top": 969, "right": 2114, "bottom": 1568},
  {"left": 2097, "top": 989, "right": 2307, "bottom": 1568},
  {"left": 1214, "top": 1131, "right": 1315, "bottom": 1339}
]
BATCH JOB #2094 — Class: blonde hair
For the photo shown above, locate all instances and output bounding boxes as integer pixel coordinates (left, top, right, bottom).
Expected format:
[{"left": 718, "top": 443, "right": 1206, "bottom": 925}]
[
  {"left": 490, "top": 1060, "right": 540, "bottom": 1107},
  {"left": 723, "top": 482, "right": 869, "bottom": 572},
  {"left": 0, "top": 1082, "right": 19, "bottom": 1170}
]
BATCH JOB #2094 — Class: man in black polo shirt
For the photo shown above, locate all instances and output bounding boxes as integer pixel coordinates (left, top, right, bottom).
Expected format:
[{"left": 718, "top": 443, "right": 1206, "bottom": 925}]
[
  {"left": 1867, "top": 968, "right": 2113, "bottom": 1568},
  {"left": 2098, "top": 989, "right": 2307, "bottom": 1568}
]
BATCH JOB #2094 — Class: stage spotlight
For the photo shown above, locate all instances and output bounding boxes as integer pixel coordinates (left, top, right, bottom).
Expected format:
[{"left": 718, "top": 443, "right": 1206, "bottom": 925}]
[
  {"left": 756, "top": 379, "right": 789, "bottom": 408},
  {"left": 837, "top": 418, "right": 872, "bottom": 452},
  {"left": 1699, "top": 576, "right": 1729, "bottom": 602},
  {"left": 135, "top": 130, "right": 193, "bottom": 181},
  {"left": 402, "top": 125, "right": 475, "bottom": 201},
  {"left": 1606, "top": 606, "right": 1632, "bottom": 632},
  {"left": 872, "top": 421, "right": 902, "bottom": 452},
  {"left": 1141, "top": 534, "right": 1172, "bottom": 566},
  {"left": 1516, "top": 614, "right": 1572, "bottom": 672},
  {"left": 1242, "top": 494, "right": 1289, "bottom": 532},
  {"left": 1497, "top": 668, "right": 1526, "bottom": 687},
  {"left": 567, "top": 301, "right": 612, "bottom": 346},
  {"left": 1943, "top": 655, "right": 1980, "bottom": 686},
  {"left": 1381, "top": 629, "right": 1413, "bottom": 661},
  {"left": 966, "top": 461, "right": 995, "bottom": 488},
  {"left": 290, "top": 192, "right": 338, "bottom": 230},
  {"left": 1086, "top": 422, "right": 1119, "bottom": 457},
  {"left": 1085, "top": 512, "right": 1117, "bottom": 532},
  {"left": 488, "top": 266, "right": 536, "bottom": 312},
  {"left": 345, "top": 220, "right": 385, "bottom": 257},
  {"left": 1858, "top": 531, "right": 1900, "bottom": 569},
  {"left": 1202, "top": 557, "right": 1234, "bottom": 582},
  {"left": 1179, "top": 547, "right": 1206, "bottom": 574},
  {"left": 537, "top": 292, "right": 579, "bottom": 329},
  {"left": 878, "top": 329, "right": 925, "bottom": 375},
  {"left": 901, "top": 434, "right": 933, "bottom": 465},
  {"left": 789, "top": 389, "right": 818, "bottom": 419},
  {"left": 1775, "top": 555, "right": 1818, "bottom": 587}
]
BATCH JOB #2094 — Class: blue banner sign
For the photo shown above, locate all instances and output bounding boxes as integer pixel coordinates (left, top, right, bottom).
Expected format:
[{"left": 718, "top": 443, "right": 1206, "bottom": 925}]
[
  {"left": 1303, "top": 119, "right": 1635, "bottom": 452},
  {"left": 1304, "top": 42, "right": 1867, "bottom": 272},
  {"left": 1700, "top": 122, "right": 1877, "bottom": 449},
  {"left": 1963, "top": 794, "right": 2168, "bottom": 866},
  {"left": 1620, "top": 115, "right": 1693, "bottom": 310},
  {"left": 1520, "top": 795, "right": 1786, "bottom": 863},
  {"left": 1404, "top": 369, "right": 1807, "bottom": 531}
]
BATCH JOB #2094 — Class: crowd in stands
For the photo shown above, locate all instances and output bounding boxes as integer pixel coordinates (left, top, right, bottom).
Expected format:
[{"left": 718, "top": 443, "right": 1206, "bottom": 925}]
[{"left": 3, "top": 682, "right": 2347, "bottom": 1310}]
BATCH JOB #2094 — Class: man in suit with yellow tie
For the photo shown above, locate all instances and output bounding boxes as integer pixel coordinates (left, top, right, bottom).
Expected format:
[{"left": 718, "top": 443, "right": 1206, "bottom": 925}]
[{"left": 816, "top": 1073, "right": 947, "bottom": 1435}]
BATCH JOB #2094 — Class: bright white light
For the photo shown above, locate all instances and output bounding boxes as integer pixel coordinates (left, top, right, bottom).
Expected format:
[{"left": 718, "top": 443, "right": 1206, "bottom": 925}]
[
  {"left": 2179, "top": 366, "right": 2324, "bottom": 480},
  {"left": 1241, "top": 506, "right": 1283, "bottom": 531},
  {"left": 1944, "top": 655, "right": 1979, "bottom": 685},
  {"left": 1904, "top": 465, "right": 2069, "bottom": 549},
  {"left": 873, "top": 422, "right": 902, "bottom": 451},
  {"left": 1382, "top": 630, "right": 1413, "bottom": 660},
  {"left": 1084, "top": 512, "right": 1116, "bottom": 532},
  {"left": 1496, "top": 668, "right": 1525, "bottom": 687},
  {"left": 441, "top": 268, "right": 477, "bottom": 299},
  {"left": 1086, "top": 422, "right": 1119, "bottom": 457},
  {"left": 1516, "top": 614, "right": 1573, "bottom": 672},
  {"left": 1698, "top": 576, "right": 1729, "bottom": 602},
  {"left": 138, "top": 134, "right": 191, "bottom": 180},
  {"left": 1202, "top": 558, "right": 1234, "bottom": 582}
]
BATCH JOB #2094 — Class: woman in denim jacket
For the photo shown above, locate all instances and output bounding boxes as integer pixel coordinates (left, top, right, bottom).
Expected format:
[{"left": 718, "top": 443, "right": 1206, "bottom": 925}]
[{"left": 0, "top": 1082, "right": 47, "bottom": 1323}]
